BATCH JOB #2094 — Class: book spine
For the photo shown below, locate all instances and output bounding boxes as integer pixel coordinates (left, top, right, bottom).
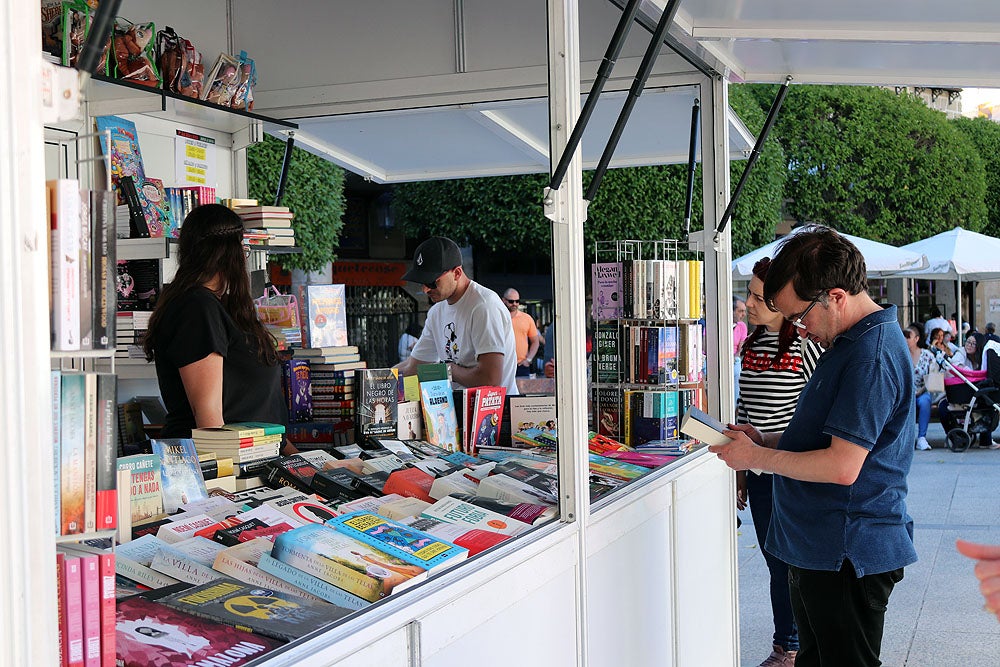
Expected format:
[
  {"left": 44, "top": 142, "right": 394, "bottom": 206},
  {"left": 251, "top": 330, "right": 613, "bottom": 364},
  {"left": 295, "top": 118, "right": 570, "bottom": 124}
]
[
  {"left": 83, "top": 374, "right": 98, "bottom": 534},
  {"left": 90, "top": 190, "right": 116, "bottom": 349},
  {"left": 270, "top": 533, "right": 383, "bottom": 602},
  {"left": 52, "top": 370, "right": 63, "bottom": 534},
  {"left": 114, "top": 555, "right": 180, "bottom": 589},
  {"left": 256, "top": 552, "right": 370, "bottom": 610},
  {"left": 148, "top": 551, "right": 220, "bottom": 586},
  {"left": 58, "top": 552, "right": 85, "bottom": 667},
  {"left": 78, "top": 189, "right": 93, "bottom": 349},
  {"left": 50, "top": 179, "right": 82, "bottom": 351},
  {"left": 94, "top": 551, "right": 115, "bottom": 667},
  {"left": 74, "top": 553, "right": 101, "bottom": 667},
  {"left": 60, "top": 374, "right": 86, "bottom": 535}
]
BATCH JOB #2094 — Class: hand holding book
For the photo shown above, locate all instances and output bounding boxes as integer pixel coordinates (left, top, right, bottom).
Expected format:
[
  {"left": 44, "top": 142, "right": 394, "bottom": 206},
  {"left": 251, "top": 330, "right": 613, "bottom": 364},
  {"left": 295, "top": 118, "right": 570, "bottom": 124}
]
[{"left": 681, "top": 407, "right": 765, "bottom": 475}]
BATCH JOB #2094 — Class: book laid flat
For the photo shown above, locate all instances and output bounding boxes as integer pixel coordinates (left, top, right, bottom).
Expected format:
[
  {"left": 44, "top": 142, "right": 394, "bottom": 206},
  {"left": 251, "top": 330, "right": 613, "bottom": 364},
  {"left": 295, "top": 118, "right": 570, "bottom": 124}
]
[{"left": 326, "top": 511, "right": 468, "bottom": 573}]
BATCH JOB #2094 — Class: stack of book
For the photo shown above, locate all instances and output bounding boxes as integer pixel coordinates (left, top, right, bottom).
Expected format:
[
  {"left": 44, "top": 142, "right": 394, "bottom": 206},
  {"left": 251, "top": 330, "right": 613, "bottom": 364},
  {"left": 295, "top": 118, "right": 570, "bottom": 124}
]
[
  {"left": 309, "top": 367, "right": 357, "bottom": 425},
  {"left": 192, "top": 423, "right": 286, "bottom": 490},
  {"left": 114, "top": 310, "right": 152, "bottom": 360},
  {"left": 234, "top": 205, "right": 296, "bottom": 247}
]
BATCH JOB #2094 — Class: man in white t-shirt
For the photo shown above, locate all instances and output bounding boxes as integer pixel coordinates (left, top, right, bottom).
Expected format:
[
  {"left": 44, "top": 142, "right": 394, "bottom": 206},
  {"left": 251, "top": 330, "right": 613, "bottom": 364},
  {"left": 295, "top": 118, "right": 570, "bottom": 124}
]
[{"left": 395, "top": 237, "right": 518, "bottom": 395}]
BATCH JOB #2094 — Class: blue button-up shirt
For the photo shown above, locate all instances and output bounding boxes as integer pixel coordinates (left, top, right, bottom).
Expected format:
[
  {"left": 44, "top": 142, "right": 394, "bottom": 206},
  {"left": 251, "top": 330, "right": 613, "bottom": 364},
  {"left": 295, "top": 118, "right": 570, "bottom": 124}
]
[{"left": 767, "top": 305, "right": 918, "bottom": 576}]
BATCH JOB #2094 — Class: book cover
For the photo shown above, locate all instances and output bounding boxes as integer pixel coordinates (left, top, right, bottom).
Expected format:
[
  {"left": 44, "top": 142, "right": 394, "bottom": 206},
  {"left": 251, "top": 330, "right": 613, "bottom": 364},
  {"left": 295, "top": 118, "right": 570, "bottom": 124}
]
[
  {"left": 591, "top": 262, "right": 624, "bottom": 320},
  {"left": 400, "top": 517, "right": 512, "bottom": 556},
  {"left": 271, "top": 524, "right": 427, "bottom": 602},
  {"left": 153, "top": 576, "right": 352, "bottom": 642},
  {"left": 419, "top": 380, "right": 459, "bottom": 452},
  {"left": 115, "top": 596, "right": 282, "bottom": 667},
  {"left": 94, "top": 115, "right": 146, "bottom": 206},
  {"left": 382, "top": 468, "right": 436, "bottom": 503},
  {"left": 679, "top": 406, "right": 731, "bottom": 447},
  {"left": 256, "top": 553, "right": 371, "bottom": 611},
  {"left": 592, "top": 325, "right": 620, "bottom": 384},
  {"left": 60, "top": 373, "right": 86, "bottom": 535},
  {"left": 309, "top": 469, "right": 366, "bottom": 505},
  {"left": 300, "top": 284, "right": 348, "bottom": 348},
  {"left": 150, "top": 439, "right": 209, "bottom": 513},
  {"left": 326, "top": 511, "right": 468, "bottom": 573},
  {"left": 155, "top": 513, "right": 219, "bottom": 545},
  {"left": 138, "top": 178, "right": 171, "bottom": 239},
  {"left": 264, "top": 455, "right": 321, "bottom": 495},
  {"left": 508, "top": 395, "right": 558, "bottom": 435},
  {"left": 593, "top": 385, "right": 622, "bottom": 438},
  {"left": 357, "top": 368, "right": 399, "bottom": 439},
  {"left": 117, "top": 455, "right": 164, "bottom": 525},
  {"left": 282, "top": 359, "right": 313, "bottom": 423},
  {"left": 396, "top": 401, "right": 423, "bottom": 440},
  {"left": 95, "top": 374, "right": 117, "bottom": 531},
  {"left": 469, "top": 386, "right": 506, "bottom": 456},
  {"left": 148, "top": 537, "right": 226, "bottom": 586},
  {"left": 210, "top": 539, "right": 322, "bottom": 602},
  {"left": 263, "top": 492, "right": 338, "bottom": 525},
  {"left": 420, "top": 496, "right": 531, "bottom": 536}
]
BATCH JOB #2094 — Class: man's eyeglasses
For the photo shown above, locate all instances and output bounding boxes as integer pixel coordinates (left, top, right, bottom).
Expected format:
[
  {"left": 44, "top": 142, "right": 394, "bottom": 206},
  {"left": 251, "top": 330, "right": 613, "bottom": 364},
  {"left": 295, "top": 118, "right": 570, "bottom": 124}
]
[
  {"left": 505, "top": 298, "right": 520, "bottom": 304},
  {"left": 787, "top": 293, "right": 826, "bottom": 330}
]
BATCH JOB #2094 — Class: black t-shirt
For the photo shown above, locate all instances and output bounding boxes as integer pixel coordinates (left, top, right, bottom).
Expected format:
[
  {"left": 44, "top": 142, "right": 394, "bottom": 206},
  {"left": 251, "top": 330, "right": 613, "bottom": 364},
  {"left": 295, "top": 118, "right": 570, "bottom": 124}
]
[{"left": 153, "top": 286, "right": 287, "bottom": 437}]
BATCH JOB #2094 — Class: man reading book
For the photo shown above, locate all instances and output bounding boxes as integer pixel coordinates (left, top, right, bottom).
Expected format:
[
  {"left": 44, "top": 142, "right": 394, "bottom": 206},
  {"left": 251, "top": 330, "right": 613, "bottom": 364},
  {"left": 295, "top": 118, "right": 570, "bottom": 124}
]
[
  {"left": 395, "top": 236, "right": 518, "bottom": 395},
  {"left": 709, "top": 225, "right": 917, "bottom": 667}
]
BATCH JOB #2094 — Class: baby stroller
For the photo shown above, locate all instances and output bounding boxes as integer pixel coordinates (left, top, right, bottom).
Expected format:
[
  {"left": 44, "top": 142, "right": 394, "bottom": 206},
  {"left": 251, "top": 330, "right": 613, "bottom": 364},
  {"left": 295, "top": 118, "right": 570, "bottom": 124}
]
[{"left": 937, "top": 348, "right": 1000, "bottom": 452}]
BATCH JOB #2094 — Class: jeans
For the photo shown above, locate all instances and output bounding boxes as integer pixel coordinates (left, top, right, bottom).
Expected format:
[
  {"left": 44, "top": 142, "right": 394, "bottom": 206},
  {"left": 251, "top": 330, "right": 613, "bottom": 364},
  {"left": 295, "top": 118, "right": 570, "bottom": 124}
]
[
  {"left": 746, "top": 471, "right": 798, "bottom": 652},
  {"left": 788, "top": 561, "right": 904, "bottom": 667},
  {"left": 915, "top": 392, "right": 931, "bottom": 438}
]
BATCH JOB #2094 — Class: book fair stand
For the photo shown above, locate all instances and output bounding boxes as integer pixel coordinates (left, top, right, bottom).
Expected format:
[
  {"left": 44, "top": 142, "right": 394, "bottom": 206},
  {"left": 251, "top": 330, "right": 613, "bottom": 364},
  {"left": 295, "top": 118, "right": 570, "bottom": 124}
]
[{"left": 4, "top": 1, "right": 1000, "bottom": 666}]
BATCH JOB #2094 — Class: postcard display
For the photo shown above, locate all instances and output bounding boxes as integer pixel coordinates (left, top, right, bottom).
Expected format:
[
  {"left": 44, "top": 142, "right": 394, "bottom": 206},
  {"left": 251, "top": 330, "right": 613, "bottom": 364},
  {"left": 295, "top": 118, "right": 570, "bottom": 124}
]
[{"left": 12, "top": 3, "right": 741, "bottom": 666}]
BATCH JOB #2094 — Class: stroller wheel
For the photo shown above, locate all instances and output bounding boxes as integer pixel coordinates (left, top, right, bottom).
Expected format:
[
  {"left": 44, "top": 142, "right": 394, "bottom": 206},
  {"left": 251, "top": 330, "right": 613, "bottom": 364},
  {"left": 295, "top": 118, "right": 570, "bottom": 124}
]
[{"left": 947, "top": 429, "right": 972, "bottom": 453}]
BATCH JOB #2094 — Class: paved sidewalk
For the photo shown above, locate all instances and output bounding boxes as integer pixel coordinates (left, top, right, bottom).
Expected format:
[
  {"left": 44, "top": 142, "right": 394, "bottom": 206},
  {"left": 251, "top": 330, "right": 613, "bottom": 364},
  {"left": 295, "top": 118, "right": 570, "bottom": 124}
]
[{"left": 737, "top": 422, "right": 1000, "bottom": 667}]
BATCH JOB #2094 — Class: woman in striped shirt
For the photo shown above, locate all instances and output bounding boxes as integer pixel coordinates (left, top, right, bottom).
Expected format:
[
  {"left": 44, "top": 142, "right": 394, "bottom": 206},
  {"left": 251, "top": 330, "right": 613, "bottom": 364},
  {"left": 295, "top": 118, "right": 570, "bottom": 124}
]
[{"left": 737, "top": 257, "right": 823, "bottom": 667}]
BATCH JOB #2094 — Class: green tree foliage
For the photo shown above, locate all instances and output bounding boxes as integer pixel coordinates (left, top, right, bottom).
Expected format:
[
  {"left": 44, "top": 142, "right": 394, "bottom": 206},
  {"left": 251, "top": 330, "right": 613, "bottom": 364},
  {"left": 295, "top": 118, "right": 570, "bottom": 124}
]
[
  {"left": 393, "top": 84, "right": 785, "bottom": 258},
  {"left": 246, "top": 135, "right": 346, "bottom": 272},
  {"left": 950, "top": 116, "right": 1000, "bottom": 238},
  {"left": 752, "top": 84, "right": 987, "bottom": 244}
]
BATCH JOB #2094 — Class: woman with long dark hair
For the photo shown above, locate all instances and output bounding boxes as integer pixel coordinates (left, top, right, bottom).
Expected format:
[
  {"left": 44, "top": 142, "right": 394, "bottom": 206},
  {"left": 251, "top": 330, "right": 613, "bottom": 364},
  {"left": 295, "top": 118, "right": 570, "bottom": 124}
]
[
  {"left": 143, "top": 204, "right": 287, "bottom": 439},
  {"left": 737, "top": 257, "right": 823, "bottom": 667}
]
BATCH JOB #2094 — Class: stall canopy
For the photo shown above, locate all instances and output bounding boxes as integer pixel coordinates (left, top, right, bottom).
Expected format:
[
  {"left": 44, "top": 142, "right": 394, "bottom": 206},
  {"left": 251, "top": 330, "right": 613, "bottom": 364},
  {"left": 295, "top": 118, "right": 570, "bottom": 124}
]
[
  {"left": 898, "top": 227, "right": 1000, "bottom": 282},
  {"left": 732, "top": 227, "right": 928, "bottom": 279}
]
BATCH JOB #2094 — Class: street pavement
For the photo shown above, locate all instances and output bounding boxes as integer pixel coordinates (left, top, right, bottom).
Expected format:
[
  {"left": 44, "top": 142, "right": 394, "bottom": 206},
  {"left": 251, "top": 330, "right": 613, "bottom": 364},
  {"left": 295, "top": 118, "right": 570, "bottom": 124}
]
[{"left": 737, "top": 421, "right": 1000, "bottom": 667}]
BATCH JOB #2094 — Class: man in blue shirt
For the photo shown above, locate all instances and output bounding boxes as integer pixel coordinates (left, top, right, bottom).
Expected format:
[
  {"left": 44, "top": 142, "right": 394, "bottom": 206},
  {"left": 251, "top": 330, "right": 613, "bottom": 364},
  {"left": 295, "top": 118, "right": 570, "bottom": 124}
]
[{"left": 710, "top": 225, "right": 917, "bottom": 667}]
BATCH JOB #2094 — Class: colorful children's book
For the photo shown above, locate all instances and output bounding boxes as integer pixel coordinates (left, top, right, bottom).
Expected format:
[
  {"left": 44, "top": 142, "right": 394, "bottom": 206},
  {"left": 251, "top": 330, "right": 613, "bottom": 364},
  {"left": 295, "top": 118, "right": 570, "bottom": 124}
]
[
  {"left": 150, "top": 438, "right": 209, "bottom": 513},
  {"left": 138, "top": 178, "right": 171, "bottom": 238},
  {"left": 419, "top": 380, "right": 460, "bottom": 453},
  {"left": 326, "top": 511, "right": 468, "bottom": 573},
  {"left": 300, "top": 284, "right": 348, "bottom": 348},
  {"left": 115, "top": 596, "right": 283, "bottom": 666},
  {"left": 94, "top": 115, "right": 146, "bottom": 206}
]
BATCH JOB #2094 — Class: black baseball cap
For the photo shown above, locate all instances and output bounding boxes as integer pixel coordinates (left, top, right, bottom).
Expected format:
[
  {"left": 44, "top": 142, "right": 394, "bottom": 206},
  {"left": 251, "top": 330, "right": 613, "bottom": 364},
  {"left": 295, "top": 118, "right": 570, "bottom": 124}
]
[{"left": 402, "top": 236, "right": 463, "bottom": 284}]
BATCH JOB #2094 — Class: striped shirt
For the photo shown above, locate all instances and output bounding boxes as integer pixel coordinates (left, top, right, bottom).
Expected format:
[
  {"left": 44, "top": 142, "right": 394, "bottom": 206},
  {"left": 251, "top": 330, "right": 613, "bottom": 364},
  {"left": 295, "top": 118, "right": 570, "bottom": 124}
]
[{"left": 736, "top": 330, "right": 823, "bottom": 434}]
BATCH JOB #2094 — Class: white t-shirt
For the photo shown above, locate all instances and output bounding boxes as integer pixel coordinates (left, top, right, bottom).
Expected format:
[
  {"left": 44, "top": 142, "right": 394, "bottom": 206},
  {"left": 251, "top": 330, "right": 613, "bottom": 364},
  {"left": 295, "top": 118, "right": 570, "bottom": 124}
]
[{"left": 410, "top": 280, "right": 519, "bottom": 395}]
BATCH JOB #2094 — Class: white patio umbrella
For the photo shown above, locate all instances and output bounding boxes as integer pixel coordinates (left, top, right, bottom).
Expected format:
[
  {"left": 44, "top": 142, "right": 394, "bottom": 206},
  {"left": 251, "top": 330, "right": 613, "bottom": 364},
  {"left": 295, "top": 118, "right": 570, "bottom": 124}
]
[
  {"left": 732, "top": 226, "right": 928, "bottom": 279},
  {"left": 897, "top": 227, "right": 1000, "bottom": 333}
]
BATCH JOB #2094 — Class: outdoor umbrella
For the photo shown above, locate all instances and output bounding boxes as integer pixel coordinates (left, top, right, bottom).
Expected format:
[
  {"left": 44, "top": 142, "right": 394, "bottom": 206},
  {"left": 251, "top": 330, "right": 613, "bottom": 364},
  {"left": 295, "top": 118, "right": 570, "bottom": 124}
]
[
  {"left": 732, "top": 226, "right": 928, "bottom": 279},
  {"left": 898, "top": 227, "right": 1000, "bottom": 333}
]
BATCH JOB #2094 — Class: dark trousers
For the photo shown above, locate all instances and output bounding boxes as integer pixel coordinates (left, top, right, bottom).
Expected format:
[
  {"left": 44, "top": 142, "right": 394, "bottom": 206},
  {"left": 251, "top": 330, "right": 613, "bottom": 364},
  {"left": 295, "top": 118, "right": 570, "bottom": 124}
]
[
  {"left": 788, "top": 561, "right": 904, "bottom": 667},
  {"left": 746, "top": 471, "right": 798, "bottom": 652}
]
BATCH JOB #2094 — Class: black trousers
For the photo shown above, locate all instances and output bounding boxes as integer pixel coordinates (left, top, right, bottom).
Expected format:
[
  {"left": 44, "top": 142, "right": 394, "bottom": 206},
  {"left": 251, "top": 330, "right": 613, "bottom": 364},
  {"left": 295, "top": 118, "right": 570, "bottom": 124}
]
[{"left": 788, "top": 561, "right": 904, "bottom": 667}]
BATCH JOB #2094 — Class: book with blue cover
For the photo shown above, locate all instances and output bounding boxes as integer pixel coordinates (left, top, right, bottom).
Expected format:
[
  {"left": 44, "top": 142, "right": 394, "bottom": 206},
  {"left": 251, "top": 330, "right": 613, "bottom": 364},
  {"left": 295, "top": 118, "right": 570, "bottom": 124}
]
[
  {"left": 256, "top": 552, "right": 370, "bottom": 610},
  {"left": 419, "top": 379, "right": 460, "bottom": 452},
  {"left": 326, "top": 511, "right": 468, "bottom": 573},
  {"left": 150, "top": 438, "right": 209, "bottom": 513}
]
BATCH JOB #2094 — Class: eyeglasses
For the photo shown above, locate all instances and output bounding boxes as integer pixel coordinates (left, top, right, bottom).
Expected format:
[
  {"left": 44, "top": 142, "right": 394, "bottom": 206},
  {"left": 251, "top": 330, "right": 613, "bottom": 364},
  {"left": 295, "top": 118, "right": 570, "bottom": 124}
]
[
  {"left": 505, "top": 298, "right": 520, "bottom": 304},
  {"left": 787, "top": 293, "right": 826, "bottom": 330},
  {"left": 423, "top": 269, "right": 453, "bottom": 290}
]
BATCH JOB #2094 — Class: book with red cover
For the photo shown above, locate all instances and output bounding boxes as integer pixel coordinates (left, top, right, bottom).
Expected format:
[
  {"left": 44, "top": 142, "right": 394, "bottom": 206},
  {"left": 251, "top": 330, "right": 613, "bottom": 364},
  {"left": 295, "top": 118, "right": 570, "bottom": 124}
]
[
  {"left": 469, "top": 386, "right": 506, "bottom": 457},
  {"left": 95, "top": 373, "right": 117, "bottom": 531},
  {"left": 383, "top": 468, "right": 435, "bottom": 503},
  {"left": 57, "top": 551, "right": 84, "bottom": 667},
  {"left": 115, "top": 596, "right": 283, "bottom": 666}
]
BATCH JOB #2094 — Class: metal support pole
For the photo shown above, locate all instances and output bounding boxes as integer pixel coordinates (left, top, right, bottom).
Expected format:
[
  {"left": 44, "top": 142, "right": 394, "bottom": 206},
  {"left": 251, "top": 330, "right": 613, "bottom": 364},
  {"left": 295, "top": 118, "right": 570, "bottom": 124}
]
[
  {"left": 584, "top": 0, "right": 682, "bottom": 202},
  {"left": 683, "top": 99, "right": 700, "bottom": 237},
  {"left": 274, "top": 133, "right": 295, "bottom": 207},
  {"left": 548, "top": 0, "right": 641, "bottom": 191},
  {"left": 714, "top": 76, "right": 792, "bottom": 240}
]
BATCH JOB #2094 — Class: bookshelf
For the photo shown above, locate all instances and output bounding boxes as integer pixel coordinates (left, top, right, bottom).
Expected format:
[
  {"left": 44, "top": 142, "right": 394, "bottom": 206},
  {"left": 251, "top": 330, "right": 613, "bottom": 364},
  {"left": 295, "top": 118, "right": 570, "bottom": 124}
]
[{"left": 590, "top": 239, "right": 705, "bottom": 456}]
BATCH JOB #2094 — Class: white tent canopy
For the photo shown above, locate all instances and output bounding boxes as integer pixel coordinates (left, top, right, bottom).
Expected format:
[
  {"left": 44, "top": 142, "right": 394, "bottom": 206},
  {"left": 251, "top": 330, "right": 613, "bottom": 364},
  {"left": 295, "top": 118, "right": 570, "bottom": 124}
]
[
  {"left": 732, "top": 226, "right": 928, "bottom": 279},
  {"left": 898, "top": 227, "right": 1000, "bottom": 282}
]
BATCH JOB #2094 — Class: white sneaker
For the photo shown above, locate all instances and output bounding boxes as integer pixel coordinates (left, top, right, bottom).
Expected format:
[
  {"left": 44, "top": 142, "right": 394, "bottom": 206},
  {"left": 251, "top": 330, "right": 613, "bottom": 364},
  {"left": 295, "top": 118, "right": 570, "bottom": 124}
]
[{"left": 916, "top": 437, "right": 931, "bottom": 451}]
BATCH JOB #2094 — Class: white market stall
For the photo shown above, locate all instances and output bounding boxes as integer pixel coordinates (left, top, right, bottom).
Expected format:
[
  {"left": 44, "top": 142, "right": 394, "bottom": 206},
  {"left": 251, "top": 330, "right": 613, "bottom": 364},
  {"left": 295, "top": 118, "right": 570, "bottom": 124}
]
[{"left": 4, "top": 2, "right": 1000, "bottom": 666}]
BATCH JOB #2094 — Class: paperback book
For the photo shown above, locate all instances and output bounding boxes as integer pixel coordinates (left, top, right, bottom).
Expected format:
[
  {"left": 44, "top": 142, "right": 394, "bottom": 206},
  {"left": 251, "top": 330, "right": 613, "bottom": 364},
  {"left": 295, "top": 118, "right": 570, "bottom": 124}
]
[
  {"left": 357, "top": 368, "right": 399, "bottom": 440},
  {"left": 150, "top": 438, "right": 209, "bottom": 513},
  {"left": 419, "top": 380, "right": 460, "bottom": 452},
  {"left": 299, "top": 283, "right": 348, "bottom": 348},
  {"left": 468, "top": 386, "right": 506, "bottom": 456},
  {"left": 326, "top": 511, "right": 468, "bottom": 573}
]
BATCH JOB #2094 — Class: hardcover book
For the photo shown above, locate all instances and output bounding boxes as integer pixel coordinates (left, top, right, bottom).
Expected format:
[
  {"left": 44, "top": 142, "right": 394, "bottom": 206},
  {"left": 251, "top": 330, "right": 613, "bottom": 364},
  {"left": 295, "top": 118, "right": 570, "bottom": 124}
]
[
  {"left": 357, "top": 368, "right": 399, "bottom": 439},
  {"left": 152, "top": 576, "right": 352, "bottom": 642},
  {"left": 114, "top": 596, "right": 283, "bottom": 667},
  {"left": 326, "top": 511, "right": 468, "bottom": 573},
  {"left": 150, "top": 439, "right": 209, "bottom": 513},
  {"left": 270, "top": 524, "right": 428, "bottom": 602},
  {"left": 300, "top": 283, "right": 348, "bottom": 348},
  {"left": 282, "top": 359, "right": 313, "bottom": 423},
  {"left": 419, "top": 380, "right": 460, "bottom": 452}
]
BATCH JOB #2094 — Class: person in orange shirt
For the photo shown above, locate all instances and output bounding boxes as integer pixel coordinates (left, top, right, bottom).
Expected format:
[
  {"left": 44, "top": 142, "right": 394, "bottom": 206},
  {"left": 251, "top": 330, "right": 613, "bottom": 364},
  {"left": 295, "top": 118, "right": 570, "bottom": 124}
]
[{"left": 502, "top": 288, "right": 540, "bottom": 377}]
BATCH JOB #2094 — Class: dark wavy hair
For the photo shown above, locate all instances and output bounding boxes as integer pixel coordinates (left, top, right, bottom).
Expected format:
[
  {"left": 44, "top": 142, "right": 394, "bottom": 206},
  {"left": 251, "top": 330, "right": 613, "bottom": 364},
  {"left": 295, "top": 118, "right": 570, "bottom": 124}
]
[
  {"left": 762, "top": 224, "right": 868, "bottom": 305},
  {"left": 741, "top": 257, "right": 800, "bottom": 366},
  {"left": 143, "top": 204, "right": 277, "bottom": 365}
]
